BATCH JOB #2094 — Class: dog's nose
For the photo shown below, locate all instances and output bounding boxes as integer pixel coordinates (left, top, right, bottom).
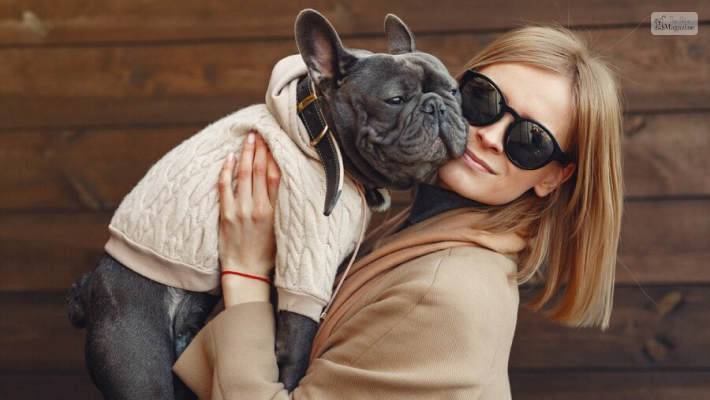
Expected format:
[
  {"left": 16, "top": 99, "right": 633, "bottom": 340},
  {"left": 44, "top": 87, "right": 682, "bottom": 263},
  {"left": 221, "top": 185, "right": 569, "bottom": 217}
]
[{"left": 422, "top": 97, "right": 446, "bottom": 119}]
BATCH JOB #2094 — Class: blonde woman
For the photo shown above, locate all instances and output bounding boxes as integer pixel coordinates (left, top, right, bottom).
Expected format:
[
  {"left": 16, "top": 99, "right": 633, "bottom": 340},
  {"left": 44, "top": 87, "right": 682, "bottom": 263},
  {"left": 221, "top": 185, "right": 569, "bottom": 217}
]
[{"left": 173, "top": 24, "right": 624, "bottom": 399}]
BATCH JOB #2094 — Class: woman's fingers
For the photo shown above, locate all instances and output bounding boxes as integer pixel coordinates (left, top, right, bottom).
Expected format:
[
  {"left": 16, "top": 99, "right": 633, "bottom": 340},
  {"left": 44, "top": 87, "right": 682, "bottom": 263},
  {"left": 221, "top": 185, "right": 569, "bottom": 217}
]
[
  {"left": 218, "top": 152, "right": 236, "bottom": 213},
  {"left": 252, "top": 135, "right": 269, "bottom": 206},
  {"left": 223, "top": 132, "right": 277, "bottom": 217},
  {"left": 266, "top": 150, "right": 281, "bottom": 208},
  {"left": 236, "top": 133, "right": 256, "bottom": 205}
]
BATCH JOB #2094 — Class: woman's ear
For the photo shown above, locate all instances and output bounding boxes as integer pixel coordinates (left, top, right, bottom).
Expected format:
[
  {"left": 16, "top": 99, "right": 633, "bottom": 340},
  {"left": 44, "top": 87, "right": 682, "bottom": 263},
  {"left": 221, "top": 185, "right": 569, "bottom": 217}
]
[{"left": 533, "top": 162, "right": 576, "bottom": 198}]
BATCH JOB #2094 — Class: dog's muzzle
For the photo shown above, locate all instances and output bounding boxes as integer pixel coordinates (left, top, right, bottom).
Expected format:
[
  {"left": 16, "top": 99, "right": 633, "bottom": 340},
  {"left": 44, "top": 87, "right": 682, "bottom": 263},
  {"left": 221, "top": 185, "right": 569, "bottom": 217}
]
[{"left": 394, "top": 93, "right": 467, "bottom": 162}]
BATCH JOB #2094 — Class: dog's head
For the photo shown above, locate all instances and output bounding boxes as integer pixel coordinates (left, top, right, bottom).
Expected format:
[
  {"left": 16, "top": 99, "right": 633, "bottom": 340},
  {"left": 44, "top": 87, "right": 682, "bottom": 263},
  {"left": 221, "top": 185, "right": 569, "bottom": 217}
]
[{"left": 295, "top": 10, "right": 468, "bottom": 191}]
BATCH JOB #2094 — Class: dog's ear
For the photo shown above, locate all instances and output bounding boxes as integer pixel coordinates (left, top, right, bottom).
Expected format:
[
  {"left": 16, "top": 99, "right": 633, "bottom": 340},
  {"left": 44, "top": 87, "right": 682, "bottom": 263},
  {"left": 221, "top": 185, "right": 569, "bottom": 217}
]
[
  {"left": 384, "top": 14, "right": 419, "bottom": 55},
  {"left": 295, "top": 9, "right": 357, "bottom": 87}
]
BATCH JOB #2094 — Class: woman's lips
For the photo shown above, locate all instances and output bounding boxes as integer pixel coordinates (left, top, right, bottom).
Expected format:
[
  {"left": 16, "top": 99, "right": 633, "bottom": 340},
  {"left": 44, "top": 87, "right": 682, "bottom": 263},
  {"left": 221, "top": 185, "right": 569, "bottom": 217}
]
[{"left": 463, "top": 150, "right": 495, "bottom": 174}]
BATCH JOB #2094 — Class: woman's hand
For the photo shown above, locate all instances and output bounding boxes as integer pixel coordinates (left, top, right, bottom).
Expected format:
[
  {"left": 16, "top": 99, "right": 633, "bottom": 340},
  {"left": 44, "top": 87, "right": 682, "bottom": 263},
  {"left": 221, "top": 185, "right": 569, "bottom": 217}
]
[{"left": 218, "top": 132, "right": 281, "bottom": 307}]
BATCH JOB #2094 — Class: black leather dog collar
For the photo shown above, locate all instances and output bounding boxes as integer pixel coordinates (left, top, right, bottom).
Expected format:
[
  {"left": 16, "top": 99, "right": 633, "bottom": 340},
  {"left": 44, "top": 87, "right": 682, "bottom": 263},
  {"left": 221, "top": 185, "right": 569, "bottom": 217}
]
[{"left": 296, "top": 76, "right": 344, "bottom": 216}]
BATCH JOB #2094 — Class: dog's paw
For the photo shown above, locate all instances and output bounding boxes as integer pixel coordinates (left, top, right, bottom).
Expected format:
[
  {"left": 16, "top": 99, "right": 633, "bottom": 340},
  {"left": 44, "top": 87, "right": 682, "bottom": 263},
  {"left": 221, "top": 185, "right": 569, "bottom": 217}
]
[{"left": 365, "top": 188, "right": 391, "bottom": 212}]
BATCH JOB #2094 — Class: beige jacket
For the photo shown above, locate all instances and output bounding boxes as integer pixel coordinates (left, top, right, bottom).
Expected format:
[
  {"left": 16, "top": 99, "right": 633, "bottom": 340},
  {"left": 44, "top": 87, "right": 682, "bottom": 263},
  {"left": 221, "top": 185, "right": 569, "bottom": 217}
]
[{"left": 174, "top": 206, "right": 526, "bottom": 399}]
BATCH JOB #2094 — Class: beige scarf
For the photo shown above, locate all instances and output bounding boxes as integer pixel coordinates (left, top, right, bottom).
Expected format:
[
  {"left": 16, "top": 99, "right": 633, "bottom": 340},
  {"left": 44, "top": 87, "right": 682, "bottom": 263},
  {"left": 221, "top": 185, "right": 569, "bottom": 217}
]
[{"left": 310, "top": 205, "right": 527, "bottom": 363}]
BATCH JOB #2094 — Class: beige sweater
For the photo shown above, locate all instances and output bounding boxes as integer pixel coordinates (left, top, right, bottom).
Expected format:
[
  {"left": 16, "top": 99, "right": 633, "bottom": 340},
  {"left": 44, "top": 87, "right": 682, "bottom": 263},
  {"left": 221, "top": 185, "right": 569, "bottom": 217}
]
[
  {"left": 105, "top": 55, "right": 375, "bottom": 320},
  {"left": 174, "top": 206, "right": 526, "bottom": 399}
]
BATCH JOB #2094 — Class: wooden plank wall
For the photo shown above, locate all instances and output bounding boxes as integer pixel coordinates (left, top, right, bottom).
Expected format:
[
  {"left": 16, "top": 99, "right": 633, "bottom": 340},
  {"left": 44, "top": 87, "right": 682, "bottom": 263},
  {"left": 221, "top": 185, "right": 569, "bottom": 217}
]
[{"left": 1, "top": 1, "right": 708, "bottom": 398}]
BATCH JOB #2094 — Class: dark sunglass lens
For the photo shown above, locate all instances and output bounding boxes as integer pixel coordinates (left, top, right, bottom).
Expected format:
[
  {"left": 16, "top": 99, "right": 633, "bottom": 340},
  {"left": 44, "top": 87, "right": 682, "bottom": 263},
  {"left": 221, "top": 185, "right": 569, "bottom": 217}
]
[
  {"left": 507, "top": 121, "right": 555, "bottom": 169},
  {"left": 461, "top": 76, "right": 501, "bottom": 125}
]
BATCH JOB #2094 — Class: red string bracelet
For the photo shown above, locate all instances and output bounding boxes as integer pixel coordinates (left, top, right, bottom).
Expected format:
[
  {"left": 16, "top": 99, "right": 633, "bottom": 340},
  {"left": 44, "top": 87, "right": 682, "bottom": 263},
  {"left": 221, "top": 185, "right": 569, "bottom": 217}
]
[{"left": 221, "top": 270, "right": 271, "bottom": 285}]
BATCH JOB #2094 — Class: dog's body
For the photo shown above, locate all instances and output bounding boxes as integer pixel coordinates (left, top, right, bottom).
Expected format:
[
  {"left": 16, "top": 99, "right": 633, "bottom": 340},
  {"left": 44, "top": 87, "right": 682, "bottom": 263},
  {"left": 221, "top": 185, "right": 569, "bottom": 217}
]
[{"left": 68, "top": 10, "right": 467, "bottom": 399}]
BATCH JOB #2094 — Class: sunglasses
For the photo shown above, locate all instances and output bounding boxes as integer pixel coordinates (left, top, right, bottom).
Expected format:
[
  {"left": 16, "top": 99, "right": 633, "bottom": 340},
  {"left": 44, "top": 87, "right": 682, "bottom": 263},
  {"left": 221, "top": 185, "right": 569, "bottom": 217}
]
[{"left": 458, "top": 69, "right": 570, "bottom": 170}]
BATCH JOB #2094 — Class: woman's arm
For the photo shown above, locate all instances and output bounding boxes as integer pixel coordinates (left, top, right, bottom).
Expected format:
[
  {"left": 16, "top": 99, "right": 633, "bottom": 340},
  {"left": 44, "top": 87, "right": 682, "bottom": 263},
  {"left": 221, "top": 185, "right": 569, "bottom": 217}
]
[
  {"left": 217, "top": 132, "right": 280, "bottom": 307},
  {"left": 174, "top": 131, "right": 288, "bottom": 399}
]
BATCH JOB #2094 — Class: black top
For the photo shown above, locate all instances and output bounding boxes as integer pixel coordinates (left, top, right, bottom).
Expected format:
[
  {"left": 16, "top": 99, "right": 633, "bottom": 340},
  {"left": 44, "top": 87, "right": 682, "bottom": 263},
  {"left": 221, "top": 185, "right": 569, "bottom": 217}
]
[{"left": 400, "top": 183, "right": 488, "bottom": 231}]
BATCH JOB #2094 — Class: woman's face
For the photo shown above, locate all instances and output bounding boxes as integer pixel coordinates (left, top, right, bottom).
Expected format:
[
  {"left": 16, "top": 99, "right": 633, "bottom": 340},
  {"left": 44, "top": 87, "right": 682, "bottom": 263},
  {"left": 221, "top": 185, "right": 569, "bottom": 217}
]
[{"left": 437, "top": 62, "right": 577, "bottom": 205}]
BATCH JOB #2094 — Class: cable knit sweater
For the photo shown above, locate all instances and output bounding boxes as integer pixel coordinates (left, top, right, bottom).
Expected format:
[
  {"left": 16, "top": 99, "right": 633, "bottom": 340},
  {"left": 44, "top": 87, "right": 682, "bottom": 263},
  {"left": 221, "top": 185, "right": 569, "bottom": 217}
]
[{"left": 105, "top": 55, "right": 374, "bottom": 321}]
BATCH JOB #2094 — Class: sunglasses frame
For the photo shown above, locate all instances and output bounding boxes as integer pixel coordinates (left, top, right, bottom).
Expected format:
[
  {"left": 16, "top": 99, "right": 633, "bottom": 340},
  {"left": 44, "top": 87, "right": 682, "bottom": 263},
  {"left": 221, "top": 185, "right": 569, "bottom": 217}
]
[{"left": 459, "top": 69, "right": 571, "bottom": 170}]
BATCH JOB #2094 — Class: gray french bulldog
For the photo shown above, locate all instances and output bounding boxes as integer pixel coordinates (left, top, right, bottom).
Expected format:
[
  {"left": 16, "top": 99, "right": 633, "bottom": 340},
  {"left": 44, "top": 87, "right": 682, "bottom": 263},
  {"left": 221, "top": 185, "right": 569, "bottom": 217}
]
[{"left": 67, "top": 9, "right": 467, "bottom": 399}]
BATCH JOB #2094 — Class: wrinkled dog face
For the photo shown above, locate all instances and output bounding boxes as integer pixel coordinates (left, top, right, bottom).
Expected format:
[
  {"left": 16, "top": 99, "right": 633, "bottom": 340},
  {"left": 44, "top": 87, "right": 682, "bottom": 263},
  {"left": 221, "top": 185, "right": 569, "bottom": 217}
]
[
  {"left": 338, "top": 53, "right": 467, "bottom": 187},
  {"left": 295, "top": 11, "right": 468, "bottom": 190}
]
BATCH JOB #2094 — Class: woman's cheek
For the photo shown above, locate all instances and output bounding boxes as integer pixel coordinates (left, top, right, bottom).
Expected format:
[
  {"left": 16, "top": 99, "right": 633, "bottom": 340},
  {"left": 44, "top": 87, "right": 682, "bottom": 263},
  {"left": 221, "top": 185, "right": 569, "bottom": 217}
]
[{"left": 437, "top": 160, "right": 480, "bottom": 197}]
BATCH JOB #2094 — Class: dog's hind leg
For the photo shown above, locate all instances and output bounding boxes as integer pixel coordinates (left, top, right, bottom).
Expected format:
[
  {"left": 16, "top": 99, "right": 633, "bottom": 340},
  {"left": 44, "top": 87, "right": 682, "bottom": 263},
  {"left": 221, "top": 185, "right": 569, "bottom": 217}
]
[{"left": 84, "top": 254, "right": 189, "bottom": 400}]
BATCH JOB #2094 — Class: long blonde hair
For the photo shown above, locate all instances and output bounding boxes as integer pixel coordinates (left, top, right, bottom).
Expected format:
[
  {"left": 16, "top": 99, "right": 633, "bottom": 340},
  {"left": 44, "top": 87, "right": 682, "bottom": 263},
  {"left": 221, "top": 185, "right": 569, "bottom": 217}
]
[{"left": 459, "top": 24, "right": 625, "bottom": 329}]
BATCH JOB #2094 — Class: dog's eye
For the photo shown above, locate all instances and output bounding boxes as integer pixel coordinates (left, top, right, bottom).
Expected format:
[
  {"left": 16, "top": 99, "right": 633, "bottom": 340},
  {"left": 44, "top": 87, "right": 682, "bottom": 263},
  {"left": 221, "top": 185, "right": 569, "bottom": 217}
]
[
  {"left": 450, "top": 88, "right": 458, "bottom": 96},
  {"left": 385, "top": 96, "right": 404, "bottom": 105}
]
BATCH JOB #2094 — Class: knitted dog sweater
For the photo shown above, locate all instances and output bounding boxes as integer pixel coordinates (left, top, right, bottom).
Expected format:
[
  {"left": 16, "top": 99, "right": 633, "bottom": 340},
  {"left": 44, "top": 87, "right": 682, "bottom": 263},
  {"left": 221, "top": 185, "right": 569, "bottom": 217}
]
[{"left": 105, "top": 55, "right": 373, "bottom": 321}]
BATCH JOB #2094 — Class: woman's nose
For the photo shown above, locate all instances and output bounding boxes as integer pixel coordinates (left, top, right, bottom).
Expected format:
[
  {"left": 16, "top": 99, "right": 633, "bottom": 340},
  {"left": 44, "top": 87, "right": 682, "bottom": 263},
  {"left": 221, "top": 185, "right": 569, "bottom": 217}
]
[{"left": 474, "top": 113, "right": 512, "bottom": 154}]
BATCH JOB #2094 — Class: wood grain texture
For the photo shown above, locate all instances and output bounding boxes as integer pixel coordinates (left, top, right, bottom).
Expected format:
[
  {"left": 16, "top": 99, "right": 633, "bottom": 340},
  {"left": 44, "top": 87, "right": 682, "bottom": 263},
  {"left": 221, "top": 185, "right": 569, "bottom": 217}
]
[
  {"left": 510, "top": 372, "right": 710, "bottom": 400},
  {"left": 623, "top": 113, "right": 710, "bottom": 198},
  {"left": 0, "top": 41, "right": 291, "bottom": 129},
  {"left": 510, "top": 285, "right": 710, "bottom": 369},
  {"left": 0, "top": 293, "right": 87, "bottom": 372},
  {"left": 1, "top": 113, "right": 706, "bottom": 212},
  {"left": 3, "top": 0, "right": 708, "bottom": 46},
  {"left": 0, "top": 27, "right": 707, "bottom": 130},
  {"left": 1, "top": 285, "right": 707, "bottom": 372},
  {"left": 0, "top": 128, "right": 196, "bottom": 211},
  {"left": 616, "top": 199, "right": 710, "bottom": 284},
  {"left": 0, "top": 213, "right": 112, "bottom": 293},
  {"left": 0, "top": 374, "right": 102, "bottom": 400}
]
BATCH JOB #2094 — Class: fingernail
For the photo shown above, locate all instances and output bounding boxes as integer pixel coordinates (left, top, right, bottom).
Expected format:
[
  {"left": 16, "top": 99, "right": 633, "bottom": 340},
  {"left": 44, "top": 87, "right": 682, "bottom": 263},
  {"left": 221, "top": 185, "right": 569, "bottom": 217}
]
[
  {"left": 227, "top": 152, "right": 234, "bottom": 162},
  {"left": 247, "top": 133, "right": 255, "bottom": 144}
]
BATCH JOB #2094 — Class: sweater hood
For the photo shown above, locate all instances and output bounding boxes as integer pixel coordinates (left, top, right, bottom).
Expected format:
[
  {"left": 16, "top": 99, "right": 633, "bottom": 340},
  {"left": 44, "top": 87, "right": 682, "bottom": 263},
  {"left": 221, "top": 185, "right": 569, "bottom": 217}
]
[{"left": 264, "top": 54, "right": 320, "bottom": 160}]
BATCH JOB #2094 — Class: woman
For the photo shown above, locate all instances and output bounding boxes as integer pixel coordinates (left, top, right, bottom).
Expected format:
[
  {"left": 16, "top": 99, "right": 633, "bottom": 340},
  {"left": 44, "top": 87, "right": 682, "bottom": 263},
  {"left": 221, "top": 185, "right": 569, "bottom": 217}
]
[{"left": 173, "top": 24, "right": 624, "bottom": 399}]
